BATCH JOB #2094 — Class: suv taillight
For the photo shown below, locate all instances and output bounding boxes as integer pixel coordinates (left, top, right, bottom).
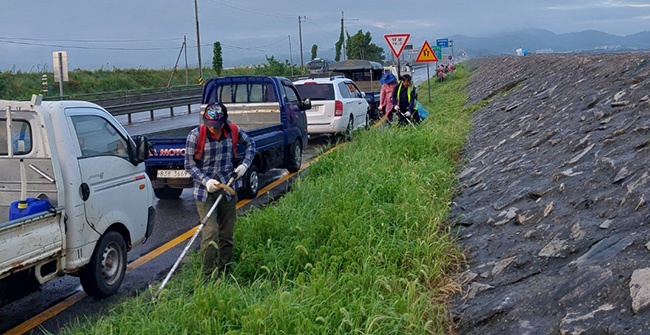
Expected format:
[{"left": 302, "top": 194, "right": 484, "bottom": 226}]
[{"left": 335, "top": 100, "right": 343, "bottom": 116}]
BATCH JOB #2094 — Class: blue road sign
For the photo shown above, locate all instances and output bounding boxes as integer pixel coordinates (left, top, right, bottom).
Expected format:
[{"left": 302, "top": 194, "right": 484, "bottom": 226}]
[{"left": 436, "top": 38, "right": 449, "bottom": 48}]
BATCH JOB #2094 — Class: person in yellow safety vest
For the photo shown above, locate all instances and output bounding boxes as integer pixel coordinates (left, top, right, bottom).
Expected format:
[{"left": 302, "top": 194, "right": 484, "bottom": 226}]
[{"left": 391, "top": 74, "right": 419, "bottom": 125}]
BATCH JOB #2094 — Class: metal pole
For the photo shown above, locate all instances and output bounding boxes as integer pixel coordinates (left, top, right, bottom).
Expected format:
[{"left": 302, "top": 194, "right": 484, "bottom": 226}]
[
  {"left": 184, "top": 36, "right": 189, "bottom": 86},
  {"left": 341, "top": 11, "right": 345, "bottom": 61},
  {"left": 427, "top": 63, "right": 431, "bottom": 102},
  {"left": 450, "top": 39, "right": 454, "bottom": 64},
  {"left": 397, "top": 58, "right": 401, "bottom": 79},
  {"left": 58, "top": 52, "right": 64, "bottom": 99},
  {"left": 194, "top": 0, "right": 203, "bottom": 81},
  {"left": 288, "top": 35, "right": 293, "bottom": 76},
  {"left": 168, "top": 41, "right": 186, "bottom": 87},
  {"left": 298, "top": 16, "right": 304, "bottom": 72}
]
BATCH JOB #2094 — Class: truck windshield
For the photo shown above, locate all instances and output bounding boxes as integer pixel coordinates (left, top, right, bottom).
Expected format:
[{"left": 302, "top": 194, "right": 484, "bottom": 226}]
[
  {"left": 207, "top": 78, "right": 277, "bottom": 104},
  {"left": 307, "top": 59, "right": 329, "bottom": 74},
  {"left": 295, "top": 83, "right": 334, "bottom": 101}
]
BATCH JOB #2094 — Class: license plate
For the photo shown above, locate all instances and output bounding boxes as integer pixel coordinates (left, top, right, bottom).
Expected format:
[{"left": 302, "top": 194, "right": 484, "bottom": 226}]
[{"left": 157, "top": 169, "right": 191, "bottom": 178}]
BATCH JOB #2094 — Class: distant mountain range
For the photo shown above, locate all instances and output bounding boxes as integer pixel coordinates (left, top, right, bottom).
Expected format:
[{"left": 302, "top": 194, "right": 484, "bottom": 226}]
[
  {"left": 226, "top": 29, "right": 650, "bottom": 67},
  {"left": 448, "top": 28, "right": 650, "bottom": 58}
]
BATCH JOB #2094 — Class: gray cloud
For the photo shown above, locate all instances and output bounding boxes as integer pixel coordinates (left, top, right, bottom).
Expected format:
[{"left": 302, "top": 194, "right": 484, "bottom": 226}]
[{"left": 1, "top": 0, "right": 649, "bottom": 71}]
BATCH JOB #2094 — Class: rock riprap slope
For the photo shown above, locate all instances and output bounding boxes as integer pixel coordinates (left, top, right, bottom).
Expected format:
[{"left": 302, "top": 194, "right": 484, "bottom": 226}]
[{"left": 450, "top": 53, "right": 650, "bottom": 335}]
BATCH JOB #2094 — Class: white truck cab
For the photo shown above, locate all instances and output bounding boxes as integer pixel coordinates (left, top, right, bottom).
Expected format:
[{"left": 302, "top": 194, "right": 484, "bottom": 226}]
[{"left": 0, "top": 95, "right": 155, "bottom": 306}]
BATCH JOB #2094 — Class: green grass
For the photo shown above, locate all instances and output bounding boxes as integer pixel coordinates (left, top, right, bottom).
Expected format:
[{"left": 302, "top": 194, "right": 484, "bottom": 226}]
[{"left": 57, "top": 65, "right": 475, "bottom": 335}]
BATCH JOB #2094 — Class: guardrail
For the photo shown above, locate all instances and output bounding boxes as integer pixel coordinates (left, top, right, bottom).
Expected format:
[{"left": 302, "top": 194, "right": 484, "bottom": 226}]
[
  {"left": 44, "top": 86, "right": 204, "bottom": 124},
  {"left": 102, "top": 94, "right": 202, "bottom": 124}
]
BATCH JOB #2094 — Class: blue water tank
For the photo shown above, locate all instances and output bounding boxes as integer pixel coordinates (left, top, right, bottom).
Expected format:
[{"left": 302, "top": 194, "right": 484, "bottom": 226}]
[{"left": 9, "top": 198, "right": 51, "bottom": 221}]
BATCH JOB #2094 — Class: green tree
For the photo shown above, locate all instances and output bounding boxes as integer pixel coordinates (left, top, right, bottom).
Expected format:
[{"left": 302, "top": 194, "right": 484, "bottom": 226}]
[
  {"left": 311, "top": 44, "right": 318, "bottom": 60},
  {"left": 254, "top": 56, "right": 298, "bottom": 77},
  {"left": 334, "top": 17, "right": 344, "bottom": 61},
  {"left": 346, "top": 30, "right": 385, "bottom": 63},
  {"left": 212, "top": 41, "right": 223, "bottom": 76}
]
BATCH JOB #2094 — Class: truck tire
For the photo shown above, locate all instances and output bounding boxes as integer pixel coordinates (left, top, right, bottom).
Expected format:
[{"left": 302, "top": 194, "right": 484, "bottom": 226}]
[
  {"left": 80, "top": 231, "right": 127, "bottom": 298},
  {"left": 239, "top": 164, "right": 260, "bottom": 199},
  {"left": 154, "top": 186, "right": 183, "bottom": 200},
  {"left": 287, "top": 139, "right": 302, "bottom": 173}
]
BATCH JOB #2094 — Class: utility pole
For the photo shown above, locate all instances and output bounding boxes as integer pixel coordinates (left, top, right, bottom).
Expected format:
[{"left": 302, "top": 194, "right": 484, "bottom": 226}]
[
  {"left": 288, "top": 35, "right": 294, "bottom": 76},
  {"left": 184, "top": 36, "right": 189, "bottom": 86},
  {"left": 193, "top": 0, "right": 203, "bottom": 84},
  {"left": 341, "top": 11, "right": 345, "bottom": 60},
  {"left": 298, "top": 16, "right": 305, "bottom": 72},
  {"left": 341, "top": 11, "right": 358, "bottom": 61}
]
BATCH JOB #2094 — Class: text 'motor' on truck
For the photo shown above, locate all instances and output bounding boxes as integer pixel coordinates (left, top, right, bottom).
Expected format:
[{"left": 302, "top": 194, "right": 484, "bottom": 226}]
[
  {"left": 145, "top": 75, "right": 312, "bottom": 200},
  {"left": 0, "top": 95, "right": 155, "bottom": 307}
]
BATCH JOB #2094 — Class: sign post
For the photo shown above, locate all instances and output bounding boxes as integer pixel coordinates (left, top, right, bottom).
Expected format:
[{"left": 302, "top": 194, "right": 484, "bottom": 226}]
[
  {"left": 415, "top": 41, "right": 439, "bottom": 102},
  {"left": 52, "top": 51, "right": 69, "bottom": 99},
  {"left": 384, "top": 34, "right": 410, "bottom": 78}
]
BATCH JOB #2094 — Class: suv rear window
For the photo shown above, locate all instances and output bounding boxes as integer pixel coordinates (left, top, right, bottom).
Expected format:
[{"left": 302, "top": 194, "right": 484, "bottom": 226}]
[{"left": 295, "top": 83, "right": 335, "bottom": 101}]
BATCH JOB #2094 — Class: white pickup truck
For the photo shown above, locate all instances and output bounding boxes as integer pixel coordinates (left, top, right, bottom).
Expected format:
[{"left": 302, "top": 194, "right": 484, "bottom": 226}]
[{"left": 0, "top": 95, "right": 155, "bottom": 307}]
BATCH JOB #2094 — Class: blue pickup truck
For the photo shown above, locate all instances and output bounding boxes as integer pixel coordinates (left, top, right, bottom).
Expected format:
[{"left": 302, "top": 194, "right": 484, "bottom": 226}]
[{"left": 145, "top": 76, "right": 311, "bottom": 199}]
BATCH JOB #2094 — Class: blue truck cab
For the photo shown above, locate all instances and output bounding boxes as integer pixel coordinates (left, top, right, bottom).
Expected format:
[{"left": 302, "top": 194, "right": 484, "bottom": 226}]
[{"left": 145, "top": 75, "right": 311, "bottom": 199}]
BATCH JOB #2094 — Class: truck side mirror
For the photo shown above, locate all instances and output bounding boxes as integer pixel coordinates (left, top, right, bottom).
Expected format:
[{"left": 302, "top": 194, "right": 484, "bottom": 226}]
[
  {"left": 300, "top": 98, "right": 312, "bottom": 111},
  {"left": 131, "top": 135, "right": 151, "bottom": 165}
]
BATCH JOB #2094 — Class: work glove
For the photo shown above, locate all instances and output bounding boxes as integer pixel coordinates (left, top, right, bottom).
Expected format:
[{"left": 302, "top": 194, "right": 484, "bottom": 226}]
[
  {"left": 404, "top": 111, "right": 411, "bottom": 117},
  {"left": 232, "top": 164, "right": 248, "bottom": 180},
  {"left": 394, "top": 105, "right": 400, "bottom": 112},
  {"left": 205, "top": 179, "right": 235, "bottom": 196}
]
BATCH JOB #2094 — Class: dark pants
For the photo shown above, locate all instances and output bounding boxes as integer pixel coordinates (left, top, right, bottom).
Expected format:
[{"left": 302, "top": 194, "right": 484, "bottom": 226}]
[{"left": 195, "top": 192, "right": 237, "bottom": 276}]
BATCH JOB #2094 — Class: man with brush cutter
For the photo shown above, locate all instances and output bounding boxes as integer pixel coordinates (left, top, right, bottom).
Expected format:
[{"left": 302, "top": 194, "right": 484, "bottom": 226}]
[
  {"left": 391, "top": 74, "right": 419, "bottom": 127},
  {"left": 184, "top": 102, "right": 255, "bottom": 279}
]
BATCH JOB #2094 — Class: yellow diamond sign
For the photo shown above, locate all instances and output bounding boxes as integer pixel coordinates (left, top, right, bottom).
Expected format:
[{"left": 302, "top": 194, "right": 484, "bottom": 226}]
[{"left": 416, "top": 41, "right": 439, "bottom": 62}]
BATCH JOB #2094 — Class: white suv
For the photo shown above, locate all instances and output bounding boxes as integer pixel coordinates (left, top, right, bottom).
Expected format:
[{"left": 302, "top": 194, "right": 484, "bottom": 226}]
[{"left": 294, "top": 76, "right": 369, "bottom": 136}]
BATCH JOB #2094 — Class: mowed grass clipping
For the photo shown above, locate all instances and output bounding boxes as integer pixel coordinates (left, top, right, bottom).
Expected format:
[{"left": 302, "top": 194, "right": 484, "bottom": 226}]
[{"left": 59, "top": 66, "right": 474, "bottom": 335}]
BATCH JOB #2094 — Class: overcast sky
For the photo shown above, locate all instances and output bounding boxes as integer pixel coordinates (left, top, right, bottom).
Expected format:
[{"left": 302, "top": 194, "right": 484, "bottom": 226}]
[{"left": 1, "top": 0, "right": 649, "bottom": 72}]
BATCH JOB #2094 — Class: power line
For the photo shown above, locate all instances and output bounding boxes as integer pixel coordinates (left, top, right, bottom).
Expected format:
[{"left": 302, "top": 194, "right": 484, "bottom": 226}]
[
  {"left": 206, "top": 0, "right": 293, "bottom": 19},
  {"left": 0, "top": 36, "right": 180, "bottom": 43},
  {"left": 0, "top": 38, "right": 179, "bottom": 51},
  {"left": 305, "top": 19, "right": 337, "bottom": 34},
  {"left": 186, "top": 36, "right": 289, "bottom": 53}
]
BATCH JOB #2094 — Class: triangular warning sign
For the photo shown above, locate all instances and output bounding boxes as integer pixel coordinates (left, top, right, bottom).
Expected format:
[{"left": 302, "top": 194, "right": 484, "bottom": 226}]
[
  {"left": 416, "top": 40, "right": 438, "bottom": 62},
  {"left": 384, "top": 34, "right": 411, "bottom": 58}
]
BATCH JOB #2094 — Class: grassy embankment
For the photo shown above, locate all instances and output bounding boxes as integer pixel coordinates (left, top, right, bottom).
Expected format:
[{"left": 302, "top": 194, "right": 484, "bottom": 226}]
[{"left": 59, "top": 65, "right": 479, "bottom": 334}]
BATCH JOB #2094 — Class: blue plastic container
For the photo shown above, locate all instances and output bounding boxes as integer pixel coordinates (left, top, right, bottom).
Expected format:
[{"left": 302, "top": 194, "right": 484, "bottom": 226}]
[{"left": 9, "top": 197, "right": 51, "bottom": 221}]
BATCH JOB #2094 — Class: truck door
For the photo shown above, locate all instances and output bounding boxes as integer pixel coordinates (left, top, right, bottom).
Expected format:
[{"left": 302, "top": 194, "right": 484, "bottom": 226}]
[
  {"left": 282, "top": 82, "right": 308, "bottom": 137},
  {"left": 67, "top": 109, "right": 148, "bottom": 237}
]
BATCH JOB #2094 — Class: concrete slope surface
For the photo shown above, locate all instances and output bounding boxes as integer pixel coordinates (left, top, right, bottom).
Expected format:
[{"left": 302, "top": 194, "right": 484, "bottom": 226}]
[{"left": 450, "top": 53, "right": 650, "bottom": 335}]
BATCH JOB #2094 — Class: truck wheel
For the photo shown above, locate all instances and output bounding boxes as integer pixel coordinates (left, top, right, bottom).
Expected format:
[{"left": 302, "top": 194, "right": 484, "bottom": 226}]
[
  {"left": 287, "top": 140, "right": 302, "bottom": 173},
  {"left": 239, "top": 164, "right": 259, "bottom": 199},
  {"left": 154, "top": 186, "right": 183, "bottom": 200},
  {"left": 80, "top": 231, "right": 127, "bottom": 298}
]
